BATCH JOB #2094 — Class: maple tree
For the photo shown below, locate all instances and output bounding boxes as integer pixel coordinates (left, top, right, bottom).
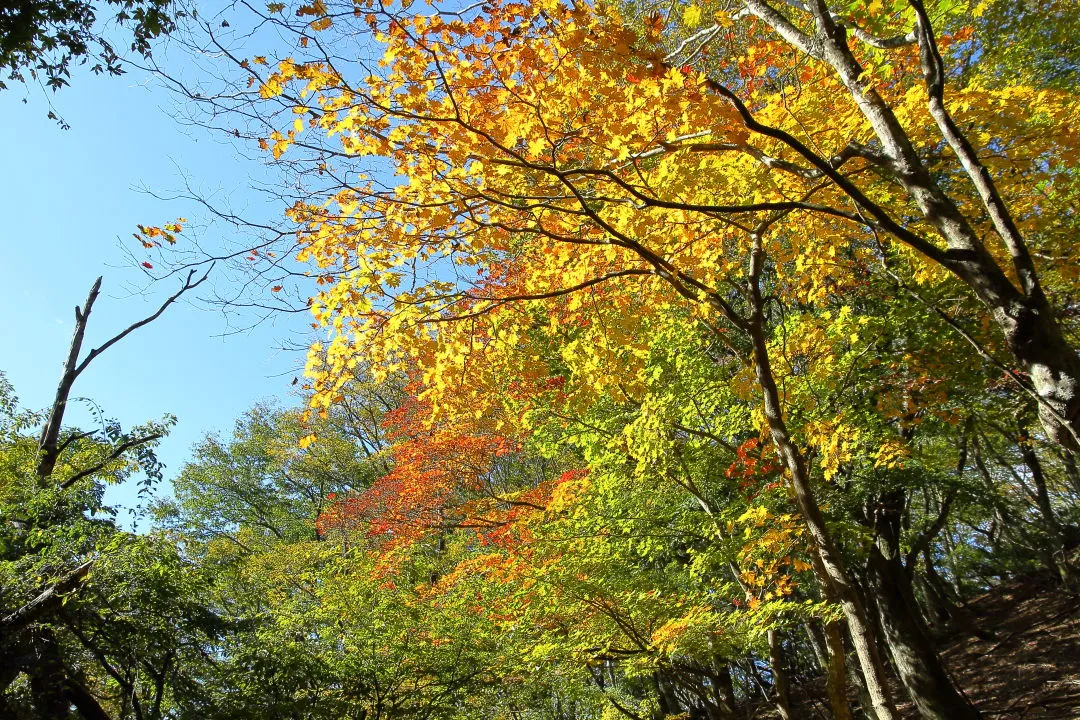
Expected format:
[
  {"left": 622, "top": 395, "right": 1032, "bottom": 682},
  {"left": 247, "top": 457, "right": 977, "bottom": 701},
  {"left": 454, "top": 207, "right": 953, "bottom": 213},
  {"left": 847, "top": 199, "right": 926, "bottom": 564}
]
[{"left": 223, "top": 0, "right": 1079, "bottom": 451}]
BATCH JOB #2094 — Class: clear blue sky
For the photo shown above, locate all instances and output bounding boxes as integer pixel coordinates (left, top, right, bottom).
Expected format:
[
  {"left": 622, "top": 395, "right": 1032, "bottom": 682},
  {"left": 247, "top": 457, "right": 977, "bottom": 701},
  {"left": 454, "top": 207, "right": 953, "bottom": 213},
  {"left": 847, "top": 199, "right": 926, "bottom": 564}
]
[{"left": 0, "top": 49, "right": 312, "bottom": 525}]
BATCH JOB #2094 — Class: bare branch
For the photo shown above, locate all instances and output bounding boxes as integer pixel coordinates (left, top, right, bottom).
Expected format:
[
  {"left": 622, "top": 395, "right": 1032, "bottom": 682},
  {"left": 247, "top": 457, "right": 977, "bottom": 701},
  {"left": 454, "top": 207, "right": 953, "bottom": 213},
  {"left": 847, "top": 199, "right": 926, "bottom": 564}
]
[
  {"left": 36, "top": 270, "right": 209, "bottom": 481},
  {"left": 36, "top": 278, "right": 102, "bottom": 479},
  {"left": 72, "top": 269, "right": 210, "bottom": 379}
]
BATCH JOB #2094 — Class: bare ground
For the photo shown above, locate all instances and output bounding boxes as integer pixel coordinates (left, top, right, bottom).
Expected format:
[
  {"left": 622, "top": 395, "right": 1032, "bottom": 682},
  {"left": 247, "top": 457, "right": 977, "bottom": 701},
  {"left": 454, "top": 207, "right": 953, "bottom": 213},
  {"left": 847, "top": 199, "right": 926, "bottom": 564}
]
[
  {"left": 936, "top": 572, "right": 1080, "bottom": 719},
  {"left": 764, "top": 571, "right": 1080, "bottom": 719}
]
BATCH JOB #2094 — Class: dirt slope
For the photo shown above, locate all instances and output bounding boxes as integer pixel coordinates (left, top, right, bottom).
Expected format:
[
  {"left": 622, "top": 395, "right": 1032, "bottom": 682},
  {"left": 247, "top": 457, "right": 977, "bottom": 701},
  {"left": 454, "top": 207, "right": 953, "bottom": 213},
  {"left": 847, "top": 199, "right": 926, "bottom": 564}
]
[{"left": 936, "top": 573, "right": 1080, "bottom": 719}]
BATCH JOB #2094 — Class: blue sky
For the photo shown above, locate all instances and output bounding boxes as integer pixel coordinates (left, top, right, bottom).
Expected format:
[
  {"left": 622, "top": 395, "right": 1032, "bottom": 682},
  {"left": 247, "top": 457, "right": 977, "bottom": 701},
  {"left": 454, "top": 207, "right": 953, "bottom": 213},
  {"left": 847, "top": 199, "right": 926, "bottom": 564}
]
[{"left": 0, "top": 49, "right": 312, "bottom": 525}]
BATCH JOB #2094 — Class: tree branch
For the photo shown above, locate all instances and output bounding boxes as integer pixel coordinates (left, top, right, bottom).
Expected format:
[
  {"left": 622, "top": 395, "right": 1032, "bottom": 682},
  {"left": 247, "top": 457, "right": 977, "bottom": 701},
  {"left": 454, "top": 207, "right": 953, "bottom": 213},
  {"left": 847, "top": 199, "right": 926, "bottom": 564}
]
[
  {"left": 0, "top": 560, "right": 95, "bottom": 637},
  {"left": 58, "top": 433, "right": 164, "bottom": 490},
  {"left": 36, "top": 269, "right": 208, "bottom": 481}
]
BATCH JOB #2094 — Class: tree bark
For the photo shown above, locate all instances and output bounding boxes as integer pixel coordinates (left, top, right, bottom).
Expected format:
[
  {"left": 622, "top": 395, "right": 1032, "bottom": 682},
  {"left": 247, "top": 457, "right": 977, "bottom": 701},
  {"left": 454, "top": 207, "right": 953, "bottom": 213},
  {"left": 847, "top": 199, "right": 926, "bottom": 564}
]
[
  {"left": 823, "top": 621, "right": 856, "bottom": 720},
  {"left": 868, "top": 547, "right": 980, "bottom": 719},
  {"left": 0, "top": 560, "right": 93, "bottom": 638},
  {"left": 805, "top": 608, "right": 856, "bottom": 719},
  {"left": 1016, "top": 432, "right": 1072, "bottom": 584},
  {"left": 28, "top": 628, "right": 75, "bottom": 719},
  {"left": 712, "top": 663, "right": 736, "bottom": 719},
  {"left": 922, "top": 548, "right": 995, "bottom": 643},
  {"left": 1060, "top": 449, "right": 1080, "bottom": 497},
  {"left": 866, "top": 491, "right": 980, "bottom": 720},
  {"left": 64, "top": 679, "right": 114, "bottom": 720},
  {"left": 36, "top": 271, "right": 207, "bottom": 482}
]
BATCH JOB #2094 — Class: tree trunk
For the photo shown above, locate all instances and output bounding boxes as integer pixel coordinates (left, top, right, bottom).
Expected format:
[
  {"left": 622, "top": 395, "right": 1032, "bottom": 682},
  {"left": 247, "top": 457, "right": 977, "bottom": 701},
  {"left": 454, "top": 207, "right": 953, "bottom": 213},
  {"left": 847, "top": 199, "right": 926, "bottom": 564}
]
[
  {"left": 868, "top": 547, "right": 980, "bottom": 719},
  {"left": 866, "top": 490, "right": 980, "bottom": 720},
  {"left": 37, "top": 278, "right": 101, "bottom": 480},
  {"left": 1060, "top": 449, "right": 1080, "bottom": 497},
  {"left": 65, "top": 680, "right": 114, "bottom": 720},
  {"left": 768, "top": 629, "right": 793, "bottom": 720},
  {"left": 653, "top": 671, "right": 681, "bottom": 719},
  {"left": 805, "top": 621, "right": 830, "bottom": 671},
  {"left": 746, "top": 239, "right": 899, "bottom": 720},
  {"left": 29, "top": 629, "right": 76, "bottom": 719},
  {"left": 823, "top": 621, "right": 856, "bottom": 720},
  {"left": 922, "top": 549, "right": 995, "bottom": 641},
  {"left": 712, "top": 662, "right": 736, "bottom": 719},
  {"left": 805, "top": 608, "right": 856, "bottom": 719}
]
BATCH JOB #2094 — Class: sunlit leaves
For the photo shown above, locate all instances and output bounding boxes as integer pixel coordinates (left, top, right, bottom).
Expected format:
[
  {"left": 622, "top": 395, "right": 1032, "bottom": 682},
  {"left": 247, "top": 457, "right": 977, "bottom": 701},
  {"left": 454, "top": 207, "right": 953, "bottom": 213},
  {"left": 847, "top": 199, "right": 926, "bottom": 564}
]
[{"left": 224, "top": 0, "right": 1080, "bottom": 712}]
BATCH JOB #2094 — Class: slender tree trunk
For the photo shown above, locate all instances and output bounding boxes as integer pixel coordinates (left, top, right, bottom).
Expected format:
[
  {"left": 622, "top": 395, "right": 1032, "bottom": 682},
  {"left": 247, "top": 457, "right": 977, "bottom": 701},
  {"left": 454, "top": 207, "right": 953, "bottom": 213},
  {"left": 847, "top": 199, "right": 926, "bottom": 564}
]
[
  {"left": 28, "top": 629, "right": 75, "bottom": 718},
  {"left": 806, "top": 603, "right": 856, "bottom": 719},
  {"left": 925, "top": 552, "right": 998, "bottom": 643},
  {"left": 750, "top": 394, "right": 897, "bottom": 716},
  {"left": 717, "top": 664, "right": 735, "bottom": 711},
  {"left": 974, "top": 435, "right": 1068, "bottom": 580},
  {"left": 768, "top": 629, "right": 793, "bottom": 720},
  {"left": 65, "top": 680, "right": 114, "bottom": 720},
  {"left": 1017, "top": 434, "right": 1073, "bottom": 584},
  {"left": 818, "top": 621, "right": 857, "bottom": 720},
  {"left": 1060, "top": 449, "right": 1080, "bottom": 497},
  {"left": 746, "top": 238, "right": 899, "bottom": 720},
  {"left": 708, "top": 650, "right": 737, "bottom": 719},
  {"left": 916, "top": 566, "right": 953, "bottom": 638},
  {"left": 36, "top": 278, "right": 101, "bottom": 480},
  {"left": 1018, "top": 435, "right": 1060, "bottom": 534},
  {"left": 806, "top": 622, "right": 830, "bottom": 671},
  {"left": 653, "top": 671, "right": 681, "bottom": 719}
]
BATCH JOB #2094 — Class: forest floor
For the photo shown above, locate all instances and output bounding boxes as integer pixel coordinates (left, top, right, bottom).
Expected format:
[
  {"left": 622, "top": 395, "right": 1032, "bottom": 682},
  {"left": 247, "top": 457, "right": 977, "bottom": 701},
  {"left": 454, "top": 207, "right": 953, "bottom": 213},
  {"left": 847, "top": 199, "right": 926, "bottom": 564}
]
[
  {"left": 935, "top": 570, "right": 1080, "bottom": 719},
  {"left": 774, "top": 570, "right": 1080, "bottom": 719}
]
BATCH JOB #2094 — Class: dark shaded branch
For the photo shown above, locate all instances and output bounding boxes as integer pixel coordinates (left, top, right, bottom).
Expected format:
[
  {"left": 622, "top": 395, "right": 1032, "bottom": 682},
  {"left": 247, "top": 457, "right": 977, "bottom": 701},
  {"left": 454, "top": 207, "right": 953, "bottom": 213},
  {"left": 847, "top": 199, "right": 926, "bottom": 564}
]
[
  {"left": 0, "top": 560, "right": 94, "bottom": 637},
  {"left": 58, "top": 433, "right": 163, "bottom": 490},
  {"left": 36, "top": 277, "right": 102, "bottom": 479},
  {"left": 36, "top": 270, "right": 209, "bottom": 481}
]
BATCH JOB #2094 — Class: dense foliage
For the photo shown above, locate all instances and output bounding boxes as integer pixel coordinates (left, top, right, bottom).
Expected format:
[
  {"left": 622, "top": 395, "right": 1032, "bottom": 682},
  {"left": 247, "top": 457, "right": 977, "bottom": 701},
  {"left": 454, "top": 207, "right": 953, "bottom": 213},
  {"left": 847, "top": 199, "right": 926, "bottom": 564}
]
[
  {"left": 4, "top": 0, "right": 1079, "bottom": 717},
  {"left": 0, "top": 0, "right": 177, "bottom": 93}
]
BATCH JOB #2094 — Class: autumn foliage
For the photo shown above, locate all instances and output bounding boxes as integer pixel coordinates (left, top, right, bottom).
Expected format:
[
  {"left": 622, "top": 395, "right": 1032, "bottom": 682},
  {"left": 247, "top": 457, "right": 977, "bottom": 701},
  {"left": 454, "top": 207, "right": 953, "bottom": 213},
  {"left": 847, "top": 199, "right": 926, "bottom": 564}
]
[{"left": 160, "top": 0, "right": 1080, "bottom": 717}]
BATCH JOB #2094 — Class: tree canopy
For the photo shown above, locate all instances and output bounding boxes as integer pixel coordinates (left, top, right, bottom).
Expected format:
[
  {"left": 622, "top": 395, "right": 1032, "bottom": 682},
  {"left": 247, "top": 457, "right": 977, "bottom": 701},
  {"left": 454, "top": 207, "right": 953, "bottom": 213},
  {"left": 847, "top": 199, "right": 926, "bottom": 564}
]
[
  {"left": 4, "top": 0, "right": 1079, "bottom": 717},
  {"left": 0, "top": 0, "right": 176, "bottom": 89}
]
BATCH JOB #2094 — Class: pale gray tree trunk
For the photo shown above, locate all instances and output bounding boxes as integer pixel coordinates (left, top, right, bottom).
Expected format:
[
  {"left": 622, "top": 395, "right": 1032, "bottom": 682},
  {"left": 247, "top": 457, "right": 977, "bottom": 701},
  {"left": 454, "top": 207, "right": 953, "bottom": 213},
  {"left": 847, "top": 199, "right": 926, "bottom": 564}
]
[
  {"left": 746, "top": 238, "right": 900, "bottom": 720},
  {"left": 740, "top": 0, "right": 1080, "bottom": 449}
]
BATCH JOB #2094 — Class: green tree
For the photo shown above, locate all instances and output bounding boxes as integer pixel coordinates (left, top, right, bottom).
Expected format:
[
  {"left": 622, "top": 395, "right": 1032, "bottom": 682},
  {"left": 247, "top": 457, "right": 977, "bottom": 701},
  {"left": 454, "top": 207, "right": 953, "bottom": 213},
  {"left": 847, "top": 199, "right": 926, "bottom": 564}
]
[
  {"left": 0, "top": 273, "right": 214, "bottom": 719},
  {"left": 0, "top": 0, "right": 176, "bottom": 93}
]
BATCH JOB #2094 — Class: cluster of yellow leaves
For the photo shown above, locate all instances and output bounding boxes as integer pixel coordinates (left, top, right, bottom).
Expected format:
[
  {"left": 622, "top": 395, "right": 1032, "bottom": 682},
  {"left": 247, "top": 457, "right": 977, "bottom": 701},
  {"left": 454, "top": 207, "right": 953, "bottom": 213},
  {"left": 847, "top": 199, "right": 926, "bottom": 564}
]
[
  {"left": 804, "top": 418, "right": 863, "bottom": 481},
  {"left": 251, "top": 0, "right": 852, "bottom": 415},
  {"left": 734, "top": 507, "right": 811, "bottom": 610},
  {"left": 240, "top": 0, "right": 1078, "bottom": 435}
]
